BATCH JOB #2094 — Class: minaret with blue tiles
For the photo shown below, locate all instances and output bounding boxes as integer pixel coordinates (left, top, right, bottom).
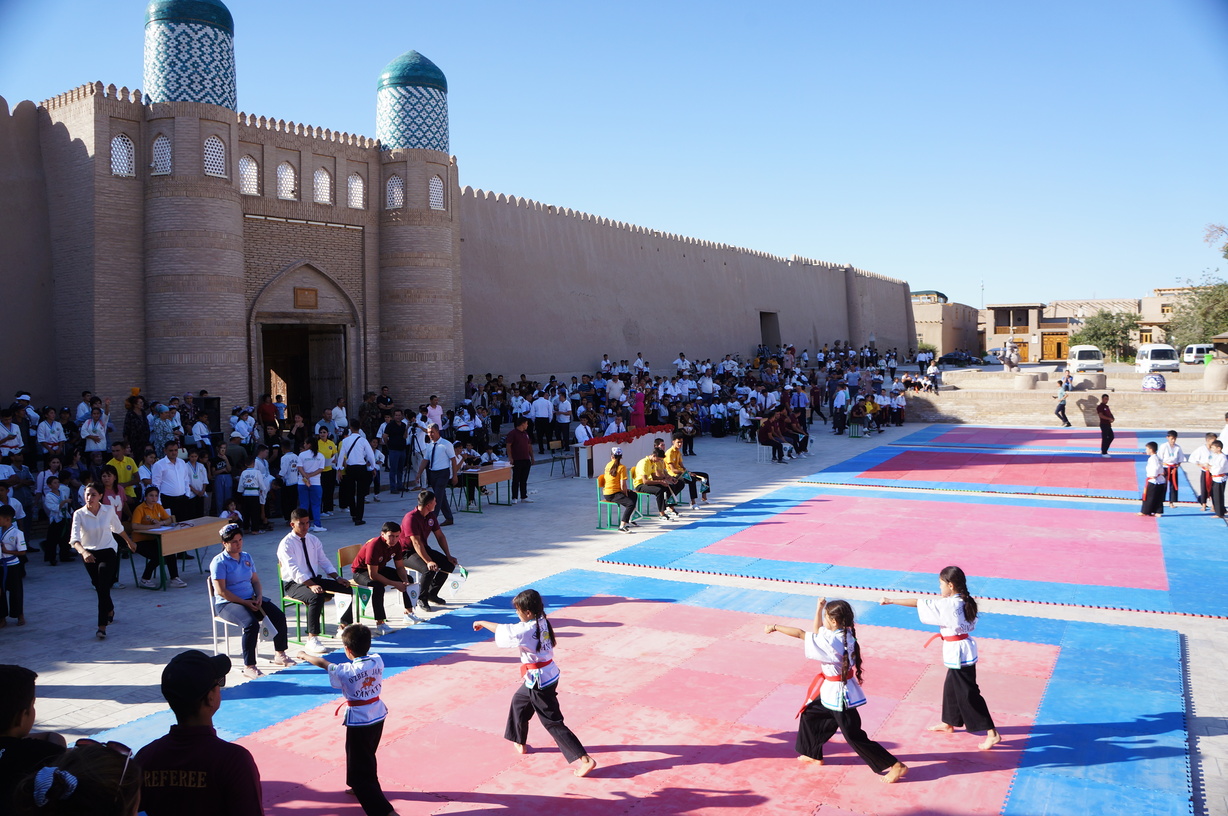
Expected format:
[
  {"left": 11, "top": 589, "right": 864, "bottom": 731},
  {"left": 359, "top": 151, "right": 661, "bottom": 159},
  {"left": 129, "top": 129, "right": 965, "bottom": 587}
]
[
  {"left": 376, "top": 49, "right": 464, "bottom": 403},
  {"left": 143, "top": 0, "right": 237, "bottom": 109}
]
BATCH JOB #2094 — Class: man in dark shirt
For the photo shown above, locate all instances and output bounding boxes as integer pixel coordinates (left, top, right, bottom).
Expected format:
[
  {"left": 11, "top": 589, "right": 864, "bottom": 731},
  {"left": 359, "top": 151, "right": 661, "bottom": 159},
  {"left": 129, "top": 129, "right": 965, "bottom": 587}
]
[
  {"left": 0, "top": 665, "right": 65, "bottom": 809},
  {"left": 400, "top": 491, "right": 458, "bottom": 613},
  {"left": 351, "top": 521, "right": 417, "bottom": 632},
  {"left": 505, "top": 417, "right": 534, "bottom": 504},
  {"left": 135, "top": 650, "right": 264, "bottom": 816}
]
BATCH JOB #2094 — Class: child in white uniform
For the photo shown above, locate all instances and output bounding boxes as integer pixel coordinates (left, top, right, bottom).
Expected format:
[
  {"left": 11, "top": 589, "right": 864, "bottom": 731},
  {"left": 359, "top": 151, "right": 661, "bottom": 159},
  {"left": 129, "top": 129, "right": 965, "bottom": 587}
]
[
  {"left": 1205, "top": 440, "right": 1228, "bottom": 518},
  {"left": 766, "top": 598, "right": 907, "bottom": 782},
  {"left": 1140, "top": 441, "right": 1167, "bottom": 516},
  {"left": 1157, "top": 431, "right": 1185, "bottom": 508},
  {"left": 472, "top": 589, "right": 597, "bottom": 777},
  {"left": 882, "top": 565, "right": 1002, "bottom": 750}
]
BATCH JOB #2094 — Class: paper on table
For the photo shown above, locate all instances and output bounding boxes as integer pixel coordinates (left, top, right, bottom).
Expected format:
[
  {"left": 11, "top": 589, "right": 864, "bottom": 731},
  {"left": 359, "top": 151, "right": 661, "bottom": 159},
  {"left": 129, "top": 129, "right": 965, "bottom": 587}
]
[{"left": 147, "top": 525, "right": 177, "bottom": 532}]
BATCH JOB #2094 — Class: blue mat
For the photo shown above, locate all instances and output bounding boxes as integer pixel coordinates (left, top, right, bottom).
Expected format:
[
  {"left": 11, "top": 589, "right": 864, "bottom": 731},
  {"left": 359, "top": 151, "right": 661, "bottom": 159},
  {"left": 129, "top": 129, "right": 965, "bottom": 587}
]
[
  {"left": 892, "top": 424, "right": 1168, "bottom": 454},
  {"left": 599, "top": 484, "right": 1228, "bottom": 617}
]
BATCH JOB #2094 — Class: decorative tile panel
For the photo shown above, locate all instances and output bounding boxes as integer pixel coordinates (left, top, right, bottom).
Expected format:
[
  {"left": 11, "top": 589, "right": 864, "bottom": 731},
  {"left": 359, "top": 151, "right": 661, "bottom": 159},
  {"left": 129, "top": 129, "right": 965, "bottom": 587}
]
[
  {"left": 143, "top": 21, "right": 237, "bottom": 109},
  {"left": 376, "top": 85, "right": 448, "bottom": 152}
]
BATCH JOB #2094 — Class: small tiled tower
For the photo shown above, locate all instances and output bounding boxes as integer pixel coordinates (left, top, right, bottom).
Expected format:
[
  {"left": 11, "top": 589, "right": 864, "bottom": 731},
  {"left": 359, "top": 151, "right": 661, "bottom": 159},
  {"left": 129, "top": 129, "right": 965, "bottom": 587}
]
[
  {"left": 141, "top": 0, "right": 247, "bottom": 407},
  {"left": 376, "top": 51, "right": 464, "bottom": 403}
]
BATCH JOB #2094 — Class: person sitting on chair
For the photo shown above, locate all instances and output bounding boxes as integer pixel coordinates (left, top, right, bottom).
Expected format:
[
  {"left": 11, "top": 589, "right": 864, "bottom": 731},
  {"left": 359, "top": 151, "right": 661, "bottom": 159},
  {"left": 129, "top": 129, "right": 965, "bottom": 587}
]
[
  {"left": 276, "top": 508, "right": 353, "bottom": 655},
  {"left": 351, "top": 521, "right": 419, "bottom": 634},
  {"left": 210, "top": 523, "right": 295, "bottom": 678}
]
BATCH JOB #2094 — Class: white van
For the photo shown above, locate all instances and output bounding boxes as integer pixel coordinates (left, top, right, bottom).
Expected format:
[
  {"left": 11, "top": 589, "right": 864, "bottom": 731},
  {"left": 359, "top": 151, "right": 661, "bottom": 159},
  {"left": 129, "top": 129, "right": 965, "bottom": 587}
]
[
  {"left": 1184, "top": 343, "right": 1214, "bottom": 364},
  {"left": 1067, "top": 345, "right": 1104, "bottom": 372},
  {"left": 1135, "top": 343, "right": 1180, "bottom": 373}
]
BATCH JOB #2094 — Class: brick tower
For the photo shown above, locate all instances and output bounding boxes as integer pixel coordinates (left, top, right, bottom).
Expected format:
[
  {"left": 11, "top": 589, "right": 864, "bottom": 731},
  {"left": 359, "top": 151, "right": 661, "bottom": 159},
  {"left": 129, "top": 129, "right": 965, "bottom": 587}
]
[{"left": 375, "top": 50, "right": 464, "bottom": 405}]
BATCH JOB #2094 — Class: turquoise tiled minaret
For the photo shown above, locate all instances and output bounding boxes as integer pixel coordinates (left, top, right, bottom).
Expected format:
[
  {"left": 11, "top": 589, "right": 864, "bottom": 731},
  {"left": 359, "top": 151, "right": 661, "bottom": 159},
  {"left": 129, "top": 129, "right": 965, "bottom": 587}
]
[
  {"left": 143, "top": 0, "right": 237, "bottom": 109},
  {"left": 376, "top": 50, "right": 449, "bottom": 152}
]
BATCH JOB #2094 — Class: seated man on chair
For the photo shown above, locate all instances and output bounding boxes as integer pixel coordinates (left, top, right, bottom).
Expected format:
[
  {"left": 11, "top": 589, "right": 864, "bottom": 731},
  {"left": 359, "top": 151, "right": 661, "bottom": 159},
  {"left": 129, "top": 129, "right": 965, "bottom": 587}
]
[
  {"left": 351, "top": 521, "right": 419, "bottom": 634},
  {"left": 400, "top": 490, "right": 459, "bottom": 614},
  {"left": 276, "top": 508, "right": 353, "bottom": 654}
]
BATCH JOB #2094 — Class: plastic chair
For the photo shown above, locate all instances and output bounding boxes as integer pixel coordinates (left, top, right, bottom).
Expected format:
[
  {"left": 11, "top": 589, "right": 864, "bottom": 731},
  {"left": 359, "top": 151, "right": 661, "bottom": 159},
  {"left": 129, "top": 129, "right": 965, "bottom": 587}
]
[
  {"left": 208, "top": 576, "right": 268, "bottom": 662},
  {"left": 596, "top": 474, "right": 643, "bottom": 530},
  {"left": 548, "top": 439, "right": 570, "bottom": 477},
  {"left": 756, "top": 441, "right": 774, "bottom": 463},
  {"left": 337, "top": 544, "right": 379, "bottom": 625},
  {"left": 278, "top": 561, "right": 338, "bottom": 645}
]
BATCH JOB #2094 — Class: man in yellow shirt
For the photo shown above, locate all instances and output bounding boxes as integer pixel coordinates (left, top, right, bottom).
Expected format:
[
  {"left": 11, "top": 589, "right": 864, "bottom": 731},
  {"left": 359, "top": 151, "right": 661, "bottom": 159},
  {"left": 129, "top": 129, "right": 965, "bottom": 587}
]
[
  {"left": 317, "top": 430, "right": 339, "bottom": 517},
  {"left": 633, "top": 449, "right": 680, "bottom": 521},
  {"left": 665, "top": 433, "right": 711, "bottom": 511},
  {"left": 107, "top": 441, "right": 140, "bottom": 504}
]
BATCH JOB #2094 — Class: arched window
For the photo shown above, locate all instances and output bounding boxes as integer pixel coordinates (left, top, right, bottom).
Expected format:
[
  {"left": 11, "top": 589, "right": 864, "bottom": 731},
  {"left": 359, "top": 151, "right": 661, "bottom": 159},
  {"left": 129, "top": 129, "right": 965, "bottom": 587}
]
[
  {"left": 203, "top": 136, "right": 226, "bottom": 177},
  {"left": 313, "top": 167, "right": 332, "bottom": 204},
  {"left": 428, "top": 174, "right": 445, "bottom": 210},
  {"left": 385, "top": 174, "right": 404, "bottom": 209},
  {"left": 277, "top": 162, "right": 297, "bottom": 200},
  {"left": 347, "top": 173, "right": 365, "bottom": 209},
  {"left": 152, "top": 134, "right": 172, "bottom": 175},
  {"left": 239, "top": 155, "right": 259, "bottom": 195},
  {"left": 110, "top": 134, "right": 135, "bottom": 177}
]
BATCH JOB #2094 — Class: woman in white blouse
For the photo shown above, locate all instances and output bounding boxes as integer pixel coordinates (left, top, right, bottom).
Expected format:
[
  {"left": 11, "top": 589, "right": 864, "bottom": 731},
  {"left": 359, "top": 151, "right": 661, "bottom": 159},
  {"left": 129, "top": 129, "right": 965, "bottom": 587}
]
[{"left": 69, "top": 483, "right": 137, "bottom": 639}]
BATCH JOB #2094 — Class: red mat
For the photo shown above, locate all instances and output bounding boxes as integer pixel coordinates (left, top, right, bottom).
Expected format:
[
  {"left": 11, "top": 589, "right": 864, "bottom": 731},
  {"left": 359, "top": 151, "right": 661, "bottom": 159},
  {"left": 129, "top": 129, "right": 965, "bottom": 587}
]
[
  {"left": 860, "top": 450, "right": 1139, "bottom": 492},
  {"left": 240, "top": 597, "right": 1057, "bottom": 815},
  {"left": 924, "top": 427, "right": 1142, "bottom": 451},
  {"left": 700, "top": 494, "right": 1168, "bottom": 590}
]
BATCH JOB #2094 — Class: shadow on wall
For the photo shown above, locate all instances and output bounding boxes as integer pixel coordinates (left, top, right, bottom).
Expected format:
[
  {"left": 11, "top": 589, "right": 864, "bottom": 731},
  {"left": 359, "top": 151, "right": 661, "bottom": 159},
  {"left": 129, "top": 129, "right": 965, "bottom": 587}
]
[{"left": 900, "top": 395, "right": 967, "bottom": 425}]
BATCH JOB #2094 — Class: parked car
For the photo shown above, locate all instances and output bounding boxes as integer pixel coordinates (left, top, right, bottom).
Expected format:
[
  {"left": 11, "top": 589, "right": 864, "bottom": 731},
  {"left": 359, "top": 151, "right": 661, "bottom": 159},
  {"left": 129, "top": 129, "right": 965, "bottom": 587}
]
[
  {"left": 1183, "top": 343, "right": 1214, "bottom": 364},
  {"left": 1135, "top": 343, "right": 1180, "bottom": 373},
  {"left": 938, "top": 352, "right": 980, "bottom": 367},
  {"left": 1067, "top": 345, "right": 1104, "bottom": 373}
]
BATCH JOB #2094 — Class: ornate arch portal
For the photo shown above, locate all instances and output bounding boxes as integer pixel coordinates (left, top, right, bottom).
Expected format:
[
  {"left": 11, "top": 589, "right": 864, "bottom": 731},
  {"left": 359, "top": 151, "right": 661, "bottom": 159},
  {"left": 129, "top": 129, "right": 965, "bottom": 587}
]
[{"left": 249, "top": 262, "right": 363, "bottom": 424}]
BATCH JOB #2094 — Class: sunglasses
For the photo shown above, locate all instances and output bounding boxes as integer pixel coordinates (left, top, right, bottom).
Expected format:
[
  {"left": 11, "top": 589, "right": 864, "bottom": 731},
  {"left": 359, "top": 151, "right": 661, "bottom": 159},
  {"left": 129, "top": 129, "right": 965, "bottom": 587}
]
[{"left": 75, "top": 738, "right": 133, "bottom": 799}]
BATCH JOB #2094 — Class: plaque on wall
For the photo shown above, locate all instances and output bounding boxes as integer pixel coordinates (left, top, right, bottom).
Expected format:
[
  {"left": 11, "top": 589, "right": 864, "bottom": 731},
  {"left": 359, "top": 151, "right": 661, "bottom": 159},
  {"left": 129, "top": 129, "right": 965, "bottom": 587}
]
[{"left": 294, "top": 287, "right": 318, "bottom": 309}]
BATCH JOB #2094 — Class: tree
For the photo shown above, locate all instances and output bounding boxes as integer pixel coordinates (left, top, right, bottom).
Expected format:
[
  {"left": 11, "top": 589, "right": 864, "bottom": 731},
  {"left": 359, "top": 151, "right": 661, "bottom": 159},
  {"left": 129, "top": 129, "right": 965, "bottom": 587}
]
[
  {"left": 1167, "top": 274, "right": 1228, "bottom": 351},
  {"left": 1204, "top": 224, "right": 1228, "bottom": 260},
  {"left": 1069, "top": 310, "right": 1139, "bottom": 362}
]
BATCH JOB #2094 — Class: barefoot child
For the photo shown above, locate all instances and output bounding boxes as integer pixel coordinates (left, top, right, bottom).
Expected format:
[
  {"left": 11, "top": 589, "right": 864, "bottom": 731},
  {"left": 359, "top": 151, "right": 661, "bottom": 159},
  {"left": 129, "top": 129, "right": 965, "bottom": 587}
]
[
  {"left": 298, "top": 625, "right": 397, "bottom": 816},
  {"left": 881, "top": 565, "right": 1002, "bottom": 750},
  {"left": 765, "top": 597, "right": 908, "bottom": 783},
  {"left": 1140, "top": 442, "right": 1166, "bottom": 516},
  {"left": 471, "top": 589, "right": 597, "bottom": 777}
]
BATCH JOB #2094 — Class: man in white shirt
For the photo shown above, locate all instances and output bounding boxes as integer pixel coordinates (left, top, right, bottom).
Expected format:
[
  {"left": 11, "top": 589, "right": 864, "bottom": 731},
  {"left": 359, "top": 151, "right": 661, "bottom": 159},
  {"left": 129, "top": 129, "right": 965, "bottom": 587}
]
[
  {"left": 530, "top": 393, "right": 554, "bottom": 454},
  {"left": 151, "top": 440, "right": 192, "bottom": 521},
  {"left": 337, "top": 420, "right": 377, "bottom": 526},
  {"left": 604, "top": 414, "right": 627, "bottom": 436},
  {"left": 633, "top": 354, "right": 647, "bottom": 374},
  {"left": 75, "top": 391, "right": 94, "bottom": 424},
  {"left": 673, "top": 354, "right": 690, "bottom": 375},
  {"left": 573, "top": 415, "right": 594, "bottom": 447},
  {"left": 276, "top": 509, "right": 354, "bottom": 653},
  {"left": 553, "top": 391, "right": 573, "bottom": 451},
  {"left": 832, "top": 386, "right": 850, "bottom": 435},
  {"left": 331, "top": 397, "right": 348, "bottom": 429},
  {"left": 417, "top": 424, "right": 459, "bottom": 526}
]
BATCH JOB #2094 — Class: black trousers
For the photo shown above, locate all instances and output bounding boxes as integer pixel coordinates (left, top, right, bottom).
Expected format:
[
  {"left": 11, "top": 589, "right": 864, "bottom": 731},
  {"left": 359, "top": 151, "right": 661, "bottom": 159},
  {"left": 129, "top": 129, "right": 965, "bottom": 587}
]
[
  {"left": 355, "top": 567, "right": 414, "bottom": 620},
  {"left": 137, "top": 539, "right": 180, "bottom": 580},
  {"left": 346, "top": 720, "right": 392, "bottom": 816},
  {"left": 534, "top": 418, "right": 552, "bottom": 453},
  {"left": 1141, "top": 482, "right": 1166, "bottom": 515},
  {"left": 553, "top": 420, "right": 571, "bottom": 450},
  {"left": 162, "top": 493, "right": 191, "bottom": 523},
  {"left": 404, "top": 546, "right": 454, "bottom": 599},
  {"left": 942, "top": 664, "right": 996, "bottom": 732},
  {"left": 796, "top": 701, "right": 898, "bottom": 773},
  {"left": 1164, "top": 465, "right": 1180, "bottom": 504},
  {"left": 504, "top": 680, "right": 587, "bottom": 763},
  {"left": 43, "top": 519, "right": 71, "bottom": 563},
  {"left": 216, "top": 599, "right": 289, "bottom": 666},
  {"left": 282, "top": 577, "right": 354, "bottom": 636},
  {"left": 511, "top": 459, "right": 531, "bottom": 500},
  {"left": 1212, "top": 479, "right": 1226, "bottom": 518},
  {"left": 604, "top": 491, "right": 637, "bottom": 525},
  {"left": 83, "top": 547, "right": 119, "bottom": 628},
  {"left": 426, "top": 468, "right": 454, "bottom": 523},
  {"left": 240, "top": 495, "right": 263, "bottom": 532},
  {"left": 833, "top": 408, "right": 847, "bottom": 435},
  {"left": 341, "top": 466, "right": 373, "bottom": 523},
  {"left": 1055, "top": 403, "right": 1069, "bottom": 425},
  {"left": 1100, "top": 421, "right": 1114, "bottom": 455},
  {"left": 0, "top": 562, "right": 24, "bottom": 619},
  {"left": 636, "top": 484, "right": 668, "bottom": 515},
  {"left": 321, "top": 469, "right": 337, "bottom": 512}
]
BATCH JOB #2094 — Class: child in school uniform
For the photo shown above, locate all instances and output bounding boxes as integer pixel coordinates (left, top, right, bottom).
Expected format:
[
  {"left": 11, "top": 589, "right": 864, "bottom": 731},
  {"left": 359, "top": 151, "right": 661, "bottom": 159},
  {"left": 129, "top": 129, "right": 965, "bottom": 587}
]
[
  {"left": 1204, "top": 439, "right": 1228, "bottom": 518},
  {"left": 881, "top": 565, "right": 1002, "bottom": 750},
  {"left": 298, "top": 624, "right": 397, "bottom": 816},
  {"left": 0, "top": 505, "right": 27, "bottom": 626},
  {"left": 41, "top": 474, "right": 72, "bottom": 565},
  {"left": 1157, "top": 431, "right": 1185, "bottom": 509},
  {"left": 471, "top": 589, "right": 597, "bottom": 777},
  {"left": 765, "top": 597, "right": 907, "bottom": 782},
  {"left": 1140, "top": 442, "right": 1167, "bottom": 516}
]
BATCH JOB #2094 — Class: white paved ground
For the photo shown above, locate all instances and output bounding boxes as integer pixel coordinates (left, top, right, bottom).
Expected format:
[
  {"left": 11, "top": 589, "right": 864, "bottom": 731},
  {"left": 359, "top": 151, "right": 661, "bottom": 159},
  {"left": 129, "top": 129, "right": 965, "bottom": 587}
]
[{"left": 3, "top": 423, "right": 1224, "bottom": 815}]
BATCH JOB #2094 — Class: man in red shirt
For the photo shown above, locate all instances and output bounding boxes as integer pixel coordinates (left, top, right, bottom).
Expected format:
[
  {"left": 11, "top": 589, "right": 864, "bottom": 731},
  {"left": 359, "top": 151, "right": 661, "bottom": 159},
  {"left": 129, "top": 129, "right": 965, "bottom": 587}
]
[
  {"left": 400, "top": 491, "right": 459, "bottom": 613},
  {"left": 505, "top": 417, "right": 534, "bottom": 503},
  {"left": 351, "top": 521, "right": 417, "bottom": 634}
]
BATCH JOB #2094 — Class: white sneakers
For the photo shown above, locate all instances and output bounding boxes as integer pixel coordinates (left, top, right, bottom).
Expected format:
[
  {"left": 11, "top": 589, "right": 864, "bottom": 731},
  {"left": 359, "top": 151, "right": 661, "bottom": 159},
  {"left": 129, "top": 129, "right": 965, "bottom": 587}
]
[
  {"left": 169, "top": 577, "right": 188, "bottom": 588},
  {"left": 403, "top": 611, "right": 423, "bottom": 624},
  {"left": 242, "top": 666, "right": 264, "bottom": 679},
  {"left": 372, "top": 623, "right": 392, "bottom": 636},
  {"left": 310, "top": 525, "right": 328, "bottom": 533},
  {"left": 139, "top": 578, "right": 158, "bottom": 588},
  {"left": 304, "top": 635, "right": 328, "bottom": 654}
]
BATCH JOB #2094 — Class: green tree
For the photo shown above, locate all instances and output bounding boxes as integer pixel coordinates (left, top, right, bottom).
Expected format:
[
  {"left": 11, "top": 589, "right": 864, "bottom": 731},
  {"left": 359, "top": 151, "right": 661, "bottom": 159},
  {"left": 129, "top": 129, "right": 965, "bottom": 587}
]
[
  {"left": 1167, "top": 275, "right": 1228, "bottom": 351},
  {"left": 1069, "top": 310, "right": 1139, "bottom": 362}
]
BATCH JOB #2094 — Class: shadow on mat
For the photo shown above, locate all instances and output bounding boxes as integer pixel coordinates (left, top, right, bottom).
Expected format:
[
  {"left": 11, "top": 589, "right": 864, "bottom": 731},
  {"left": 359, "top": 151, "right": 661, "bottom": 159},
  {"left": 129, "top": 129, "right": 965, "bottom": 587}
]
[
  {"left": 388, "top": 786, "right": 769, "bottom": 814},
  {"left": 579, "top": 731, "right": 796, "bottom": 779},
  {"left": 1013, "top": 712, "right": 1189, "bottom": 769}
]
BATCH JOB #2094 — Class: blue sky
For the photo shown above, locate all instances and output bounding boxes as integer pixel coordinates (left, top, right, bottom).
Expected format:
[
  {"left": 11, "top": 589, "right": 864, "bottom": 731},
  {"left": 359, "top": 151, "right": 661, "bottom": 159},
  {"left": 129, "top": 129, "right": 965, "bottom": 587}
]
[{"left": 2, "top": 0, "right": 1226, "bottom": 307}]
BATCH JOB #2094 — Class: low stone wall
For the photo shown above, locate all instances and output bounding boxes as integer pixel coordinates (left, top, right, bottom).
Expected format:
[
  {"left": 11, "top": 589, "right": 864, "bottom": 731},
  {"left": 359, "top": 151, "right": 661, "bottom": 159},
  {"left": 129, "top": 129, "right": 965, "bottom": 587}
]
[
  {"left": 941, "top": 369, "right": 1218, "bottom": 393},
  {"left": 904, "top": 390, "right": 1228, "bottom": 432}
]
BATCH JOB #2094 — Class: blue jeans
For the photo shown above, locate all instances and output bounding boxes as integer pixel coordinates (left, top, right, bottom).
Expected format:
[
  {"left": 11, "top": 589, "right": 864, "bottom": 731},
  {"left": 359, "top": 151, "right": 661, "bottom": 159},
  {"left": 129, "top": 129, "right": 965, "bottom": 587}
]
[
  {"left": 387, "top": 449, "right": 406, "bottom": 493},
  {"left": 297, "top": 484, "right": 323, "bottom": 527},
  {"left": 212, "top": 473, "right": 233, "bottom": 514}
]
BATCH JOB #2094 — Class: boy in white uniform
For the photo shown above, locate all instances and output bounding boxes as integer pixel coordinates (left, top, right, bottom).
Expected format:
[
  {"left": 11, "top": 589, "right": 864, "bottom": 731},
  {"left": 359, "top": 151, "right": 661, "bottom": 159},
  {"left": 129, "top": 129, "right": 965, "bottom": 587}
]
[
  {"left": 1157, "top": 431, "right": 1185, "bottom": 508},
  {"left": 1206, "top": 440, "right": 1228, "bottom": 518},
  {"left": 1184, "top": 433, "right": 1217, "bottom": 511}
]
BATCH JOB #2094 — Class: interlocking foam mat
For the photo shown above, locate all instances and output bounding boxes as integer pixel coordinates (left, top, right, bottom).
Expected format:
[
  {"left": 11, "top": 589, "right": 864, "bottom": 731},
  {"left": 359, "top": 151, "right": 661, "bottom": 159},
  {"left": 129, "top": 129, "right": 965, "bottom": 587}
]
[
  {"left": 599, "top": 485, "right": 1228, "bottom": 617},
  {"left": 891, "top": 425, "right": 1149, "bottom": 453},
  {"left": 799, "top": 445, "right": 1149, "bottom": 500},
  {"left": 95, "top": 570, "right": 1192, "bottom": 815}
]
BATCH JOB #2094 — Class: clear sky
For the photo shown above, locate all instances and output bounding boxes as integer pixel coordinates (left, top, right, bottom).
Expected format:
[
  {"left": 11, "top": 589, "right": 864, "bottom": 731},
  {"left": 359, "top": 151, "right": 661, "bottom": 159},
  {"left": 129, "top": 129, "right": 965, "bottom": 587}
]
[{"left": 2, "top": 0, "right": 1226, "bottom": 307}]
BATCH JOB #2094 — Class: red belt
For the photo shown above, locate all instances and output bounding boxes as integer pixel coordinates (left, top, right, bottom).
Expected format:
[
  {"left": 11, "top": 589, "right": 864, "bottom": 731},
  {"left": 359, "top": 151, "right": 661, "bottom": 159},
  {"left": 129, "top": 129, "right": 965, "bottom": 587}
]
[
  {"left": 520, "top": 659, "right": 553, "bottom": 678},
  {"left": 334, "top": 696, "right": 380, "bottom": 716},
  {"left": 796, "top": 669, "right": 853, "bottom": 718},
  {"left": 923, "top": 632, "right": 969, "bottom": 648}
]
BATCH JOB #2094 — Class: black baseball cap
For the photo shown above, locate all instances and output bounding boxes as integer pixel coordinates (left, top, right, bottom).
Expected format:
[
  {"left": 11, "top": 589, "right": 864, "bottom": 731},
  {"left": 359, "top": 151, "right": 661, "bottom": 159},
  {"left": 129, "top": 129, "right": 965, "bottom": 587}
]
[{"left": 161, "top": 650, "right": 231, "bottom": 709}]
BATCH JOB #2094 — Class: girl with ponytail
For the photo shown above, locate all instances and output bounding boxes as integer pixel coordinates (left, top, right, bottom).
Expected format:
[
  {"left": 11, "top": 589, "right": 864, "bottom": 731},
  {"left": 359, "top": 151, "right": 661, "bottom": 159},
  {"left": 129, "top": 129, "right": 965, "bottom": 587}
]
[
  {"left": 766, "top": 597, "right": 908, "bottom": 783},
  {"left": 472, "top": 589, "right": 597, "bottom": 777},
  {"left": 882, "top": 565, "right": 1001, "bottom": 750}
]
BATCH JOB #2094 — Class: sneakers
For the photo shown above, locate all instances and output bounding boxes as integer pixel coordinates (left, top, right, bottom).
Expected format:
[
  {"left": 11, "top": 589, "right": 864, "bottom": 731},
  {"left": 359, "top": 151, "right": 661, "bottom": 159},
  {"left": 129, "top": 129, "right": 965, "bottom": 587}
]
[
  {"left": 139, "top": 578, "right": 158, "bottom": 588},
  {"left": 169, "top": 577, "right": 188, "bottom": 588},
  {"left": 403, "top": 611, "right": 424, "bottom": 624},
  {"left": 618, "top": 523, "right": 634, "bottom": 533},
  {"left": 310, "top": 525, "right": 328, "bottom": 533},
  {"left": 418, "top": 597, "right": 433, "bottom": 613},
  {"left": 270, "top": 654, "right": 296, "bottom": 667},
  {"left": 322, "top": 511, "right": 334, "bottom": 518},
  {"left": 1101, "top": 454, "right": 1111, "bottom": 459},
  {"left": 520, "top": 498, "right": 535, "bottom": 503},
  {"left": 690, "top": 502, "right": 699, "bottom": 511},
  {"left": 372, "top": 623, "right": 392, "bottom": 636},
  {"left": 113, "top": 581, "right": 126, "bottom": 589},
  {"left": 304, "top": 635, "right": 328, "bottom": 654},
  {"left": 242, "top": 666, "right": 264, "bottom": 679}
]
